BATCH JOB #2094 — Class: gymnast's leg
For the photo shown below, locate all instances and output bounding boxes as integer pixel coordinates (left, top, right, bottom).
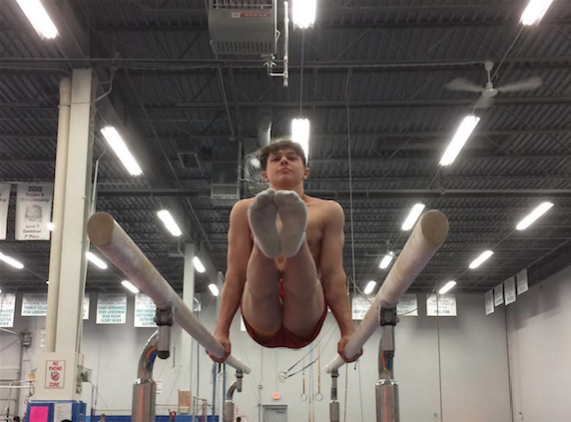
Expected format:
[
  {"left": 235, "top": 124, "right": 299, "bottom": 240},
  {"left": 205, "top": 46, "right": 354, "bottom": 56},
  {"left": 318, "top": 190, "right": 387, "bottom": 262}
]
[{"left": 241, "top": 189, "right": 283, "bottom": 334}]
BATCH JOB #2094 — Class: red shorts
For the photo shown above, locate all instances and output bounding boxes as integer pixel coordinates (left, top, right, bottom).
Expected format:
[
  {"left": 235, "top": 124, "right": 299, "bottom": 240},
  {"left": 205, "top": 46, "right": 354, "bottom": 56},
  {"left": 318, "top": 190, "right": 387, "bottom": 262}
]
[{"left": 241, "top": 280, "right": 327, "bottom": 349}]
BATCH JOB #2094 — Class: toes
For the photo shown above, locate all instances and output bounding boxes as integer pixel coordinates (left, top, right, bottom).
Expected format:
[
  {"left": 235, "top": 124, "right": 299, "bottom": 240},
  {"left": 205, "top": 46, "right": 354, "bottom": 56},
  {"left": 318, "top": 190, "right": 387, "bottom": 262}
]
[
  {"left": 251, "top": 190, "right": 277, "bottom": 210},
  {"left": 274, "top": 190, "right": 303, "bottom": 207}
]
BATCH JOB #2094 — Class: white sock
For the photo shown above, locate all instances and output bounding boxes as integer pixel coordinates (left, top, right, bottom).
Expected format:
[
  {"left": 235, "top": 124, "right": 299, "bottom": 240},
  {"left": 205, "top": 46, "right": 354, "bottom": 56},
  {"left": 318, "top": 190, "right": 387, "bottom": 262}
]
[
  {"left": 248, "top": 188, "right": 280, "bottom": 258},
  {"left": 274, "top": 190, "right": 307, "bottom": 257}
]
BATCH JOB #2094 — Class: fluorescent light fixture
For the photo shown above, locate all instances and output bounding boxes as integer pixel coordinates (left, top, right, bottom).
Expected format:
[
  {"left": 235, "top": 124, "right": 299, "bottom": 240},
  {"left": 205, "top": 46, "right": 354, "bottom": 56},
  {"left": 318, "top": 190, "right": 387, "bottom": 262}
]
[
  {"left": 516, "top": 201, "right": 554, "bottom": 231},
  {"left": 15, "top": 0, "right": 59, "bottom": 39},
  {"left": 157, "top": 210, "right": 182, "bottom": 237},
  {"left": 0, "top": 253, "right": 24, "bottom": 269},
  {"left": 440, "top": 115, "right": 480, "bottom": 166},
  {"left": 47, "top": 222, "right": 54, "bottom": 231},
  {"left": 208, "top": 283, "right": 219, "bottom": 297},
  {"left": 121, "top": 280, "right": 139, "bottom": 294},
  {"left": 292, "top": 0, "right": 317, "bottom": 29},
  {"left": 469, "top": 250, "right": 494, "bottom": 269},
  {"left": 379, "top": 252, "right": 394, "bottom": 270},
  {"left": 46, "top": 281, "right": 49, "bottom": 285},
  {"left": 401, "top": 203, "right": 425, "bottom": 231},
  {"left": 100, "top": 126, "right": 143, "bottom": 176},
  {"left": 193, "top": 256, "right": 206, "bottom": 273},
  {"left": 439, "top": 280, "right": 457, "bottom": 295},
  {"left": 363, "top": 281, "right": 376, "bottom": 295},
  {"left": 291, "top": 118, "right": 310, "bottom": 158},
  {"left": 87, "top": 252, "right": 108, "bottom": 270},
  {"left": 521, "top": 0, "right": 555, "bottom": 25}
]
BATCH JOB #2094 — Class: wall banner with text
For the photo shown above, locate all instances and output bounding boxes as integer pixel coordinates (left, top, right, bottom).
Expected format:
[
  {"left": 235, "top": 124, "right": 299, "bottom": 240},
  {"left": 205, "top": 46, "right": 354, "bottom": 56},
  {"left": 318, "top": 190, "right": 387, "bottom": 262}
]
[
  {"left": 15, "top": 183, "right": 53, "bottom": 240},
  {"left": 0, "top": 184, "right": 10, "bottom": 240}
]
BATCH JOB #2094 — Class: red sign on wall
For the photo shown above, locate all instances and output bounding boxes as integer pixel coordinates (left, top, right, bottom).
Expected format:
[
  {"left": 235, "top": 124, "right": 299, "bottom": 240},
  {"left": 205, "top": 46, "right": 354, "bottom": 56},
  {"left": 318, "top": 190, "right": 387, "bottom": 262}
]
[{"left": 45, "top": 360, "right": 65, "bottom": 388}]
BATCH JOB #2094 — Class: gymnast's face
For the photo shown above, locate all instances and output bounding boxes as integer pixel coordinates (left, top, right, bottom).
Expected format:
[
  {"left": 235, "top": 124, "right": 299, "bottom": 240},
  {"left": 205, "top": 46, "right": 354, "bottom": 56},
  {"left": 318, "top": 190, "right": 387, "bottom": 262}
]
[{"left": 262, "top": 148, "right": 310, "bottom": 187}]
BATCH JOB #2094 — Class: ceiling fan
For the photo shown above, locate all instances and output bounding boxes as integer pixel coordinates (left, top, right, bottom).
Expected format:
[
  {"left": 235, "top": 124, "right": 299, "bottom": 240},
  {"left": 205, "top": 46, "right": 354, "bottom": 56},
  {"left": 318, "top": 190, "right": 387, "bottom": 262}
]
[{"left": 445, "top": 60, "right": 543, "bottom": 109}]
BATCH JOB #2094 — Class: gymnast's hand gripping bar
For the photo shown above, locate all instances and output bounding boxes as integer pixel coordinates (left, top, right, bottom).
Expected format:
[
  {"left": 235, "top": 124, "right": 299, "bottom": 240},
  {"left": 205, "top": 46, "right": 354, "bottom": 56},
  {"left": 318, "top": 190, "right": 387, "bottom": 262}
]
[
  {"left": 326, "top": 210, "right": 449, "bottom": 374},
  {"left": 87, "top": 212, "right": 251, "bottom": 374}
]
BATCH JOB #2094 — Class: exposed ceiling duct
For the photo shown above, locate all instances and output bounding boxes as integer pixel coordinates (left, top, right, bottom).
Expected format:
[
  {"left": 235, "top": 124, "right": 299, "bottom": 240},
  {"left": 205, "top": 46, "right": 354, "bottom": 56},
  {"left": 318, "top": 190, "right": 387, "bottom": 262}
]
[{"left": 208, "top": 0, "right": 277, "bottom": 56}]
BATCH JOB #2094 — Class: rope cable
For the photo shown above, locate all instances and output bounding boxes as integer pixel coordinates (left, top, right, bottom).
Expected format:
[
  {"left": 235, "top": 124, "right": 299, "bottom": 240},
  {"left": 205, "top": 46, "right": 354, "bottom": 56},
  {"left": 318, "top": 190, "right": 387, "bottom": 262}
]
[
  {"left": 343, "top": 363, "right": 349, "bottom": 422},
  {"left": 345, "top": 68, "right": 358, "bottom": 291},
  {"left": 284, "top": 320, "right": 336, "bottom": 375},
  {"left": 357, "top": 360, "right": 364, "bottom": 422},
  {"left": 299, "top": 31, "right": 305, "bottom": 116}
]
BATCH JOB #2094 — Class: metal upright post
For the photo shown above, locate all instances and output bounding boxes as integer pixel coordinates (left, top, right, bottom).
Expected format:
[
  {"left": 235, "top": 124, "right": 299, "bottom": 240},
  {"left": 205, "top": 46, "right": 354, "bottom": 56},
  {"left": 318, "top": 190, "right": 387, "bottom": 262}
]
[
  {"left": 224, "top": 371, "right": 243, "bottom": 422},
  {"left": 376, "top": 307, "right": 400, "bottom": 422},
  {"left": 132, "top": 331, "right": 159, "bottom": 422},
  {"left": 330, "top": 370, "right": 340, "bottom": 422}
]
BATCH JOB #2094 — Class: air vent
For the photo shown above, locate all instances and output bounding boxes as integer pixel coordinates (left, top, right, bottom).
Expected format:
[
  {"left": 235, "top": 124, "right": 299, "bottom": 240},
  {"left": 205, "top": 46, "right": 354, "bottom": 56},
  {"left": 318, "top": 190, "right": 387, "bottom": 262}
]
[
  {"left": 208, "top": 0, "right": 277, "bottom": 56},
  {"left": 177, "top": 152, "right": 200, "bottom": 169}
]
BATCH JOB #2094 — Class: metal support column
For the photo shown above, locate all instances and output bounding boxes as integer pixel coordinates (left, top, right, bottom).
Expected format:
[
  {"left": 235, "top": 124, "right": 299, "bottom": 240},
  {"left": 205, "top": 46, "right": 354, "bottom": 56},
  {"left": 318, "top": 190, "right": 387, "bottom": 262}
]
[
  {"left": 132, "top": 331, "right": 159, "bottom": 422},
  {"left": 36, "top": 68, "right": 97, "bottom": 400},
  {"left": 329, "top": 370, "right": 340, "bottom": 422},
  {"left": 181, "top": 243, "right": 196, "bottom": 392},
  {"left": 376, "top": 307, "right": 400, "bottom": 422},
  {"left": 45, "top": 76, "right": 71, "bottom": 353}
]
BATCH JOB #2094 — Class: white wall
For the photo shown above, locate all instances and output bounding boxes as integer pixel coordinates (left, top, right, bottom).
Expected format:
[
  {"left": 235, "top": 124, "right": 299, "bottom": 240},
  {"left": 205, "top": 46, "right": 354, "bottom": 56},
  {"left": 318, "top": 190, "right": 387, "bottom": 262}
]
[
  {"left": 507, "top": 265, "right": 571, "bottom": 422},
  {"left": 1, "top": 292, "right": 512, "bottom": 422}
]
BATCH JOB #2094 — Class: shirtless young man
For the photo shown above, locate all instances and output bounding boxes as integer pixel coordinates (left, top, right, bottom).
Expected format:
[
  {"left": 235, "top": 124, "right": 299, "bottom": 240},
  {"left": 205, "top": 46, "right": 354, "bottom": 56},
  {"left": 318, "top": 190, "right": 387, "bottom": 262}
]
[{"left": 210, "top": 139, "right": 361, "bottom": 363}]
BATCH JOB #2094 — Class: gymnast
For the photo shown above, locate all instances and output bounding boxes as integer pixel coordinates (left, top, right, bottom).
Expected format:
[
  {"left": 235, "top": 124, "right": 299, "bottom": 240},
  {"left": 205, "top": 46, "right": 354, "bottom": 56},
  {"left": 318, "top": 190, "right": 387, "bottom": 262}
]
[{"left": 209, "top": 139, "right": 362, "bottom": 363}]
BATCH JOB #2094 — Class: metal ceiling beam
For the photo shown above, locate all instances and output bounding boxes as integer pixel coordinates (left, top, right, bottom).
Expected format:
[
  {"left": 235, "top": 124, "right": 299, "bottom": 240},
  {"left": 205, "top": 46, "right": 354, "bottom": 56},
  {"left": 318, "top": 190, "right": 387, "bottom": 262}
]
[
  {"left": 1, "top": 57, "right": 570, "bottom": 72},
  {"left": 33, "top": 1, "right": 563, "bottom": 13},
  {"left": 96, "top": 188, "right": 571, "bottom": 199},
  {"left": 2, "top": 128, "right": 570, "bottom": 141},
  {"left": 4, "top": 152, "right": 571, "bottom": 169},
  {"left": 139, "top": 97, "right": 571, "bottom": 111},
  {"left": 90, "top": 17, "right": 571, "bottom": 31}
]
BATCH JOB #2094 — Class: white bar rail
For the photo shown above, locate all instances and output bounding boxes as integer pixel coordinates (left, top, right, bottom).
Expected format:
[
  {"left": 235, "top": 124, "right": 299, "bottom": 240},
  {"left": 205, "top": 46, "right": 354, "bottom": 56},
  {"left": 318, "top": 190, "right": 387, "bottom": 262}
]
[
  {"left": 326, "top": 210, "right": 449, "bottom": 373},
  {"left": 87, "top": 212, "right": 251, "bottom": 374}
]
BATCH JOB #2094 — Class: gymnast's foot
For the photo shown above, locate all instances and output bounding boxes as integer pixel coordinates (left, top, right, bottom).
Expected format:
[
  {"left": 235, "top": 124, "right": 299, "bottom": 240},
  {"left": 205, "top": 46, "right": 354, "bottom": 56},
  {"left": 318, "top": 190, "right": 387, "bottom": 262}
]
[
  {"left": 274, "top": 190, "right": 307, "bottom": 257},
  {"left": 248, "top": 188, "right": 280, "bottom": 258}
]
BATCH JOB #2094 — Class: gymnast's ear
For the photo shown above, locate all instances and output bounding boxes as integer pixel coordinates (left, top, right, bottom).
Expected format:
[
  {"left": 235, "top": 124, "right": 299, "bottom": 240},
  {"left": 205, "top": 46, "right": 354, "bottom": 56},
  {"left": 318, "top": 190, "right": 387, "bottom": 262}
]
[
  {"left": 262, "top": 170, "right": 270, "bottom": 182},
  {"left": 303, "top": 166, "right": 310, "bottom": 180}
]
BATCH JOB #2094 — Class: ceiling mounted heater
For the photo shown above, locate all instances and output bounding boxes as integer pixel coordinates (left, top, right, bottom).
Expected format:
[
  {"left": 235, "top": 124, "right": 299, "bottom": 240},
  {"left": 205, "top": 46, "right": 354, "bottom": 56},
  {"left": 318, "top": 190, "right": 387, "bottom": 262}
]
[{"left": 209, "top": 0, "right": 277, "bottom": 56}]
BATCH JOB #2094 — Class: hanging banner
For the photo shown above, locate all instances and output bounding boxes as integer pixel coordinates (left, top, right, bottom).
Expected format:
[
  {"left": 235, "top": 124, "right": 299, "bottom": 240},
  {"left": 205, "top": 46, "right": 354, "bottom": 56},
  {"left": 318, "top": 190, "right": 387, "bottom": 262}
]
[
  {"left": 96, "top": 293, "right": 127, "bottom": 324},
  {"left": 504, "top": 277, "right": 517, "bottom": 305},
  {"left": 397, "top": 294, "right": 418, "bottom": 316},
  {"left": 83, "top": 295, "right": 90, "bottom": 320},
  {"left": 494, "top": 284, "right": 504, "bottom": 306},
  {"left": 516, "top": 269, "right": 529, "bottom": 295},
  {"left": 134, "top": 293, "right": 157, "bottom": 327},
  {"left": 15, "top": 183, "right": 53, "bottom": 240},
  {"left": 21, "top": 293, "right": 48, "bottom": 316},
  {"left": 0, "top": 293, "right": 16, "bottom": 327},
  {"left": 426, "top": 294, "right": 457, "bottom": 316},
  {"left": 351, "top": 295, "right": 372, "bottom": 320},
  {"left": 0, "top": 184, "right": 10, "bottom": 240},
  {"left": 485, "top": 290, "right": 494, "bottom": 315}
]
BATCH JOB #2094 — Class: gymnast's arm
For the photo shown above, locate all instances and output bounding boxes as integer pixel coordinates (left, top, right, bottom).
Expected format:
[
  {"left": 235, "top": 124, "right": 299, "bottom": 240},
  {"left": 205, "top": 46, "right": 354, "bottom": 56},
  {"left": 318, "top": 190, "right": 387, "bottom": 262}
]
[
  {"left": 319, "top": 202, "right": 356, "bottom": 340},
  {"left": 212, "top": 200, "right": 253, "bottom": 350}
]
